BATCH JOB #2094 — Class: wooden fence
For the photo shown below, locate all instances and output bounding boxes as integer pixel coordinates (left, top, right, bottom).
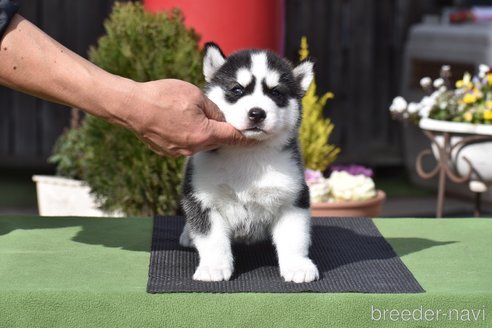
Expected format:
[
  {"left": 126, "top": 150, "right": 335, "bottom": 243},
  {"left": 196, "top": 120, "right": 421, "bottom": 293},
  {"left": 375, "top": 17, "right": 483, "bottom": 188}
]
[
  {"left": 284, "top": 0, "right": 438, "bottom": 165},
  {"left": 1, "top": 0, "right": 439, "bottom": 168}
]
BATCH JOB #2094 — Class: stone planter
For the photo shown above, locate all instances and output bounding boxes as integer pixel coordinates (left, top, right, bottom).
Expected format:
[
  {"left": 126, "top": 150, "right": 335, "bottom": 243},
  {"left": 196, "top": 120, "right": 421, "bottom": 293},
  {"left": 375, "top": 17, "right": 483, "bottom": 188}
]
[
  {"left": 419, "top": 118, "right": 492, "bottom": 182},
  {"left": 311, "top": 190, "right": 386, "bottom": 218},
  {"left": 417, "top": 118, "right": 492, "bottom": 216},
  {"left": 32, "top": 175, "right": 123, "bottom": 217}
]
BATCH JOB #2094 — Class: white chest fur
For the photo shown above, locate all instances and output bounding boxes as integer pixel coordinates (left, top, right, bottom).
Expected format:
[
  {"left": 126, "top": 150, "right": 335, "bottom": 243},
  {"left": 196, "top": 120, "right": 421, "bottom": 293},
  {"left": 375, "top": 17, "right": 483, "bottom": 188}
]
[{"left": 190, "top": 146, "right": 302, "bottom": 240}]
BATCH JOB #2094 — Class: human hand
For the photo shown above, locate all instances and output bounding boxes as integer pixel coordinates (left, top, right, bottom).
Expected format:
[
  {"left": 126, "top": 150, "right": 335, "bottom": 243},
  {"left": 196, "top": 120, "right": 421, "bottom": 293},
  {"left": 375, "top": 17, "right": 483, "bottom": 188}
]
[{"left": 123, "top": 79, "right": 251, "bottom": 157}]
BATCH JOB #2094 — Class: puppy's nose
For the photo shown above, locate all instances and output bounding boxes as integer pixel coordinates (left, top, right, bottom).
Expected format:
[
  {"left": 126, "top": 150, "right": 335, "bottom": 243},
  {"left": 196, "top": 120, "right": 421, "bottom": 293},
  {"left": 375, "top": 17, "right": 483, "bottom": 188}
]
[{"left": 248, "top": 108, "right": 266, "bottom": 123}]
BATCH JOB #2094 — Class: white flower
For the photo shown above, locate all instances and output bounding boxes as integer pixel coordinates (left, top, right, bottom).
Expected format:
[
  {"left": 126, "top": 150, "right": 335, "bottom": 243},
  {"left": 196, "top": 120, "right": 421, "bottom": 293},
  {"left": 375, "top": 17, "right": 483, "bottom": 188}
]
[
  {"left": 419, "top": 104, "right": 432, "bottom": 118},
  {"left": 389, "top": 96, "right": 407, "bottom": 113},
  {"left": 420, "top": 77, "right": 432, "bottom": 89},
  {"left": 326, "top": 171, "right": 376, "bottom": 201},
  {"left": 308, "top": 179, "right": 331, "bottom": 203},
  {"left": 407, "top": 102, "right": 420, "bottom": 114},
  {"left": 433, "top": 78, "right": 444, "bottom": 88},
  {"left": 441, "top": 65, "right": 451, "bottom": 73},
  {"left": 413, "top": 95, "right": 436, "bottom": 118},
  {"left": 479, "top": 64, "right": 490, "bottom": 78},
  {"left": 421, "top": 95, "right": 433, "bottom": 106}
]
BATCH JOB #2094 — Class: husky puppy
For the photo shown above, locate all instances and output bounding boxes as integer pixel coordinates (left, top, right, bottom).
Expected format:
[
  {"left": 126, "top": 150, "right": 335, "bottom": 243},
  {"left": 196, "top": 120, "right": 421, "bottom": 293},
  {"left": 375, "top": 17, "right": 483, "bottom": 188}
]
[{"left": 180, "top": 43, "right": 319, "bottom": 283}]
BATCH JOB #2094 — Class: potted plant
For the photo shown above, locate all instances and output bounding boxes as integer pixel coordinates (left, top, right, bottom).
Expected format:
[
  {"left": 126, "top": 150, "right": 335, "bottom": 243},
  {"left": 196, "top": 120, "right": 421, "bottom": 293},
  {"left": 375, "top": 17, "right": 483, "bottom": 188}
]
[
  {"left": 298, "top": 37, "right": 386, "bottom": 217},
  {"left": 390, "top": 64, "right": 492, "bottom": 190},
  {"left": 34, "top": 2, "right": 203, "bottom": 217},
  {"left": 33, "top": 124, "right": 123, "bottom": 217}
]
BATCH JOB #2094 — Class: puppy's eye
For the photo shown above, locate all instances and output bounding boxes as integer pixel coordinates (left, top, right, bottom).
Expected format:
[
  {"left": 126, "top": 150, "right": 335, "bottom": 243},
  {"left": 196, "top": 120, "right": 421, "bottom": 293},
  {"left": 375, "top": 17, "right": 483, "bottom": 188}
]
[
  {"left": 270, "top": 88, "right": 283, "bottom": 97},
  {"left": 230, "top": 85, "right": 244, "bottom": 96}
]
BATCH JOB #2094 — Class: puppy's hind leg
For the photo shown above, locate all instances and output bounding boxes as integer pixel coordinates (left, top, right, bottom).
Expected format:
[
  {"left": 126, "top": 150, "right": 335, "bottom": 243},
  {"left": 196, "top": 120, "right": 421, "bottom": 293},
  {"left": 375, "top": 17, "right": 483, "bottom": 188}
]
[
  {"left": 192, "top": 210, "right": 234, "bottom": 281},
  {"left": 272, "top": 207, "right": 319, "bottom": 283}
]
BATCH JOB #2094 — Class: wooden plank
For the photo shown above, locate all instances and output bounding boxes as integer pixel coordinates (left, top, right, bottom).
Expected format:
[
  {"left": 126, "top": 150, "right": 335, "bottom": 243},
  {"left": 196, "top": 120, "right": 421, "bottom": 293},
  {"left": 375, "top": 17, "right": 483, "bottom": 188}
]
[
  {"left": 10, "top": 3, "right": 41, "bottom": 160},
  {"left": 72, "top": 0, "right": 115, "bottom": 57},
  {"left": 345, "top": 0, "right": 375, "bottom": 159},
  {"left": 0, "top": 87, "right": 13, "bottom": 156},
  {"left": 371, "top": 0, "right": 392, "bottom": 142},
  {"left": 326, "top": 0, "right": 349, "bottom": 151},
  {"left": 11, "top": 94, "right": 40, "bottom": 160},
  {"left": 39, "top": 103, "right": 71, "bottom": 158}
]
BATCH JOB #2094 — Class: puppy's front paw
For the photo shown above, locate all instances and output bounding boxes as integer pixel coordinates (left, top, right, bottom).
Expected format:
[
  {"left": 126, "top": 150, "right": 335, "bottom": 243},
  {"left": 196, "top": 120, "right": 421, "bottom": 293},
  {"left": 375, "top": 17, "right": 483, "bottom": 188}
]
[
  {"left": 179, "top": 229, "right": 194, "bottom": 248},
  {"left": 280, "top": 258, "right": 319, "bottom": 283},
  {"left": 193, "top": 265, "right": 233, "bottom": 282}
]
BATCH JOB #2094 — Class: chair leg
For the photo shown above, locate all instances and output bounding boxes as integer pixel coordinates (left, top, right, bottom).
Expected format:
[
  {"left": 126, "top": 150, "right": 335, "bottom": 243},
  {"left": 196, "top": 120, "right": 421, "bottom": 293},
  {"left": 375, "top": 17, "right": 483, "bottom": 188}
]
[{"left": 474, "top": 192, "right": 481, "bottom": 218}]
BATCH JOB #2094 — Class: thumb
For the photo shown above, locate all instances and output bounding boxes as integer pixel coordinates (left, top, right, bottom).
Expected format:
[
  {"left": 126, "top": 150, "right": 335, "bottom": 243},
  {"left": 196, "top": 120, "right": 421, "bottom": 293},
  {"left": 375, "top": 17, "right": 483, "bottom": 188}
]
[
  {"left": 207, "top": 120, "right": 252, "bottom": 146},
  {"left": 201, "top": 96, "right": 225, "bottom": 122}
]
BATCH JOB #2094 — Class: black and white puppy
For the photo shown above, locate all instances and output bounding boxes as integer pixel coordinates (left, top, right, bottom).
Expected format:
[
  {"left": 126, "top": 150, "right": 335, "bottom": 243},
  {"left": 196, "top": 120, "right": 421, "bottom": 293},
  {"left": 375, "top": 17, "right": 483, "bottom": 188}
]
[{"left": 180, "top": 43, "right": 319, "bottom": 283}]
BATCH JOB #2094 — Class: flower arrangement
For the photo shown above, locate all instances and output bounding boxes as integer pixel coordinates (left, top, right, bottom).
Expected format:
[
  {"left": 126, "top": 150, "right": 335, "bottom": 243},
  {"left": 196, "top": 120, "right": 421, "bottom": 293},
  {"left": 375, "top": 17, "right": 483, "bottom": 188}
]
[
  {"left": 305, "top": 166, "right": 376, "bottom": 203},
  {"left": 390, "top": 64, "right": 492, "bottom": 125}
]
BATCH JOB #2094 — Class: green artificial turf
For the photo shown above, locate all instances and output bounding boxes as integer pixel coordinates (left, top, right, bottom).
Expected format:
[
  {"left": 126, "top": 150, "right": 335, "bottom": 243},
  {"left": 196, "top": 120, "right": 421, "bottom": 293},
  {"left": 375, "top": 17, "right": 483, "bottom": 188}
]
[{"left": 0, "top": 216, "right": 491, "bottom": 328}]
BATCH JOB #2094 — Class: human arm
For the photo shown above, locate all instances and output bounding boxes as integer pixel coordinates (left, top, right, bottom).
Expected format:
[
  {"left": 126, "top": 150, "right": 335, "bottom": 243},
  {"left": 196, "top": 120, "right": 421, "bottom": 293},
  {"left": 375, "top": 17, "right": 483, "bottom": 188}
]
[{"left": 0, "top": 13, "right": 248, "bottom": 157}]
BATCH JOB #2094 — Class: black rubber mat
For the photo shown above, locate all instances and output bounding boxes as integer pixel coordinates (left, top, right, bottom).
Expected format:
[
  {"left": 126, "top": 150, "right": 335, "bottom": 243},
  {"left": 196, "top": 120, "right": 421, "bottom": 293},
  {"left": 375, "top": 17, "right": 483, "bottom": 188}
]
[{"left": 147, "top": 216, "right": 424, "bottom": 293}]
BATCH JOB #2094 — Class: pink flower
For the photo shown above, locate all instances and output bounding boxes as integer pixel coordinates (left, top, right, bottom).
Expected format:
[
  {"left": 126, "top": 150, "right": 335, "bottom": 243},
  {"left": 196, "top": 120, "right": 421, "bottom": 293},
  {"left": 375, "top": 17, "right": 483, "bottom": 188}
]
[
  {"left": 304, "top": 169, "right": 323, "bottom": 184},
  {"left": 329, "top": 164, "right": 374, "bottom": 178}
]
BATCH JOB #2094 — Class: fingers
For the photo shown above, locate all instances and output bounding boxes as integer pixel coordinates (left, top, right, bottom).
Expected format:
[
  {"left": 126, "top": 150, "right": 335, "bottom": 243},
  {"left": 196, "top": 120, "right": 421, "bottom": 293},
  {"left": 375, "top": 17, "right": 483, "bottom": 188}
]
[
  {"left": 150, "top": 144, "right": 191, "bottom": 158},
  {"left": 144, "top": 129, "right": 250, "bottom": 158},
  {"left": 142, "top": 137, "right": 170, "bottom": 157},
  {"left": 139, "top": 134, "right": 188, "bottom": 158}
]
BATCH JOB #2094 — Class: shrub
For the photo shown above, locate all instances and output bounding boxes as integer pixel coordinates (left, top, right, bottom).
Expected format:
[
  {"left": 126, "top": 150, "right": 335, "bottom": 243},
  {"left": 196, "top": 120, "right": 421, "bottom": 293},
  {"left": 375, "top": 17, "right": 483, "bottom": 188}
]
[
  {"left": 298, "top": 37, "right": 340, "bottom": 172},
  {"left": 50, "top": 2, "right": 203, "bottom": 216}
]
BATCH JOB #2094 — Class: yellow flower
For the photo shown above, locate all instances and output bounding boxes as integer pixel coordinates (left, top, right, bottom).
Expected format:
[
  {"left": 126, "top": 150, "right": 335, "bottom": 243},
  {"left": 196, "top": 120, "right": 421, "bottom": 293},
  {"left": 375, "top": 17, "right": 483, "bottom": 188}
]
[
  {"left": 472, "top": 88, "right": 483, "bottom": 99},
  {"left": 463, "top": 112, "right": 473, "bottom": 122},
  {"left": 299, "top": 36, "right": 309, "bottom": 61},
  {"left": 324, "top": 92, "right": 334, "bottom": 100},
  {"left": 484, "top": 110, "right": 492, "bottom": 120},
  {"left": 487, "top": 73, "right": 492, "bottom": 85},
  {"left": 456, "top": 72, "right": 473, "bottom": 89},
  {"left": 463, "top": 93, "right": 477, "bottom": 104},
  {"left": 486, "top": 100, "right": 492, "bottom": 110}
]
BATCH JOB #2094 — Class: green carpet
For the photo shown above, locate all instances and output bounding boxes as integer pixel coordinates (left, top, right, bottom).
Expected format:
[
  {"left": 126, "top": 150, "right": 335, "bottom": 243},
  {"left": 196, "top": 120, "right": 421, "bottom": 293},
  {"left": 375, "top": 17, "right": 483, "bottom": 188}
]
[{"left": 0, "top": 216, "right": 491, "bottom": 327}]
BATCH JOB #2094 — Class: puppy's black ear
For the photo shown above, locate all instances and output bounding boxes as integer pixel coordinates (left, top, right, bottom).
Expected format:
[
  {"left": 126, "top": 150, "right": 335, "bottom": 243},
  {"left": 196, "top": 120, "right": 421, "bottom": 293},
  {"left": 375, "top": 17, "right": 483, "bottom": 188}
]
[
  {"left": 203, "top": 42, "right": 226, "bottom": 82},
  {"left": 293, "top": 60, "right": 314, "bottom": 93}
]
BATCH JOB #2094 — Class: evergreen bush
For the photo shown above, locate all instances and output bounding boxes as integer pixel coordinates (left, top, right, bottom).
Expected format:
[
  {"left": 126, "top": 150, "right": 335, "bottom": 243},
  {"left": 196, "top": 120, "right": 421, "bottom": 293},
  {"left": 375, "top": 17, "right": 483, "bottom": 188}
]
[
  {"left": 49, "top": 2, "right": 203, "bottom": 216},
  {"left": 298, "top": 37, "right": 340, "bottom": 172}
]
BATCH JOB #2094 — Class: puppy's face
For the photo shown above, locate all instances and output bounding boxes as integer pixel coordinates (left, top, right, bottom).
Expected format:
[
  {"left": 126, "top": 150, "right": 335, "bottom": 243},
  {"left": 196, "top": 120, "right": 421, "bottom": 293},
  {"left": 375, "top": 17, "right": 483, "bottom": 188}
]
[{"left": 203, "top": 43, "right": 314, "bottom": 141}]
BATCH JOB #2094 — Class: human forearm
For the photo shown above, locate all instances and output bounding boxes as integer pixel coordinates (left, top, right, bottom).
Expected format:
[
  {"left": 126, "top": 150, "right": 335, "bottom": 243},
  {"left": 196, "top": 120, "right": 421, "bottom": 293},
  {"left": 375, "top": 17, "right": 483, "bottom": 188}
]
[{"left": 0, "top": 14, "right": 134, "bottom": 127}]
